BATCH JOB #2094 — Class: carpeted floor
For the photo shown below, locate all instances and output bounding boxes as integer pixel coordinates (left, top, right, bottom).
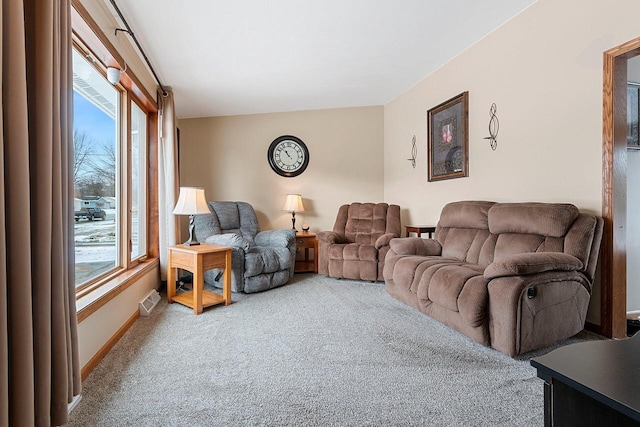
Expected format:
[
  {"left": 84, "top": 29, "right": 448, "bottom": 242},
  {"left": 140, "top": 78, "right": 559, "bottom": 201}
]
[{"left": 67, "top": 274, "right": 602, "bottom": 426}]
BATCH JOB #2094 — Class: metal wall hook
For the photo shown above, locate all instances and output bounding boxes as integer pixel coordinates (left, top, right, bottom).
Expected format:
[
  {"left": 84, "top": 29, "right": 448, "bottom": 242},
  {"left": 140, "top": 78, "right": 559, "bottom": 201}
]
[
  {"left": 407, "top": 135, "right": 417, "bottom": 168},
  {"left": 483, "top": 103, "right": 499, "bottom": 150}
]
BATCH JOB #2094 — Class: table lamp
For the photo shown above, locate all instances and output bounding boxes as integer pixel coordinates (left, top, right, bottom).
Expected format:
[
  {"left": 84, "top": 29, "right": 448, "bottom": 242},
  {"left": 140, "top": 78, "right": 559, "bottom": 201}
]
[
  {"left": 282, "top": 194, "right": 305, "bottom": 231},
  {"left": 172, "top": 187, "right": 211, "bottom": 246}
]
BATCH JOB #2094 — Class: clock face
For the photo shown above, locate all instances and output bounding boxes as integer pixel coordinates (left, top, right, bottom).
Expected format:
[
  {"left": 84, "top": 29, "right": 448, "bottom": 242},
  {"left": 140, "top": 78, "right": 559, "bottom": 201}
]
[{"left": 267, "top": 135, "right": 309, "bottom": 177}]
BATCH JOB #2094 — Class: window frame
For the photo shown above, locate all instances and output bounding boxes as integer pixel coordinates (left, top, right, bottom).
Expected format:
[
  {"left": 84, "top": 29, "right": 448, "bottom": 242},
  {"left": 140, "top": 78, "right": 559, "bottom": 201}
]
[
  {"left": 129, "top": 97, "right": 149, "bottom": 264},
  {"left": 72, "top": 0, "right": 159, "bottom": 305}
]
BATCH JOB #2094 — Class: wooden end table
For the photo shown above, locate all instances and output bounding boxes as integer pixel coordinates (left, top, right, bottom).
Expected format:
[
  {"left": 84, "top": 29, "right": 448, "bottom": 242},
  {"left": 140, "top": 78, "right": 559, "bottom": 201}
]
[
  {"left": 167, "top": 243, "right": 232, "bottom": 314},
  {"left": 405, "top": 225, "right": 436, "bottom": 238},
  {"left": 294, "top": 232, "right": 318, "bottom": 273}
]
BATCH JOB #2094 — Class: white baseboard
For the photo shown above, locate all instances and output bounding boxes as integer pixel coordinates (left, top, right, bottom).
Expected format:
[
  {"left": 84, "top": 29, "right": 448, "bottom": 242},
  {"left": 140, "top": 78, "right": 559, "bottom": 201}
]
[
  {"left": 627, "top": 310, "right": 640, "bottom": 320},
  {"left": 68, "top": 394, "right": 82, "bottom": 414}
]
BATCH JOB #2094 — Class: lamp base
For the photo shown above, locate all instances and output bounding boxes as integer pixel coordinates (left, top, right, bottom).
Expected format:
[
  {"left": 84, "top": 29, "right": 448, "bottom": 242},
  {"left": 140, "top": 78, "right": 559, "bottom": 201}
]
[{"left": 183, "top": 214, "right": 201, "bottom": 246}]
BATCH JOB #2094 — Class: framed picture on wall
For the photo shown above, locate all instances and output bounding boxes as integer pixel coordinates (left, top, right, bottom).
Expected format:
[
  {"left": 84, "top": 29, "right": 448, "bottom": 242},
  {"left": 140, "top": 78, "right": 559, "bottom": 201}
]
[
  {"left": 628, "top": 82, "right": 640, "bottom": 149},
  {"left": 427, "top": 91, "right": 469, "bottom": 181}
]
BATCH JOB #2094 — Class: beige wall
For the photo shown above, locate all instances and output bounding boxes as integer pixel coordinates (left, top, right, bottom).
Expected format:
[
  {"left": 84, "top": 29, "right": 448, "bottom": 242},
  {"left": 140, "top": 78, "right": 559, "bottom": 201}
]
[
  {"left": 177, "top": 106, "right": 384, "bottom": 234},
  {"left": 77, "top": 269, "right": 158, "bottom": 368},
  {"left": 383, "top": 0, "right": 640, "bottom": 324}
]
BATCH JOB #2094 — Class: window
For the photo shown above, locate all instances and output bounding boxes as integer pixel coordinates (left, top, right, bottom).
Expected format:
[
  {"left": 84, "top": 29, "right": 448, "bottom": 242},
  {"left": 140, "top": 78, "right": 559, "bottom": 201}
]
[
  {"left": 130, "top": 101, "right": 147, "bottom": 260},
  {"left": 71, "top": 1, "right": 159, "bottom": 307},
  {"left": 72, "top": 48, "right": 119, "bottom": 287},
  {"left": 72, "top": 45, "right": 150, "bottom": 290}
]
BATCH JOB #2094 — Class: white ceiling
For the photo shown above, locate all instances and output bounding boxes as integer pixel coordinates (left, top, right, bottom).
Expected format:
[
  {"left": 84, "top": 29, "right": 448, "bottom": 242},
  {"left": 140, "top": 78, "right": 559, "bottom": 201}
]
[{"left": 111, "top": 0, "right": 536, "bottom": 119}]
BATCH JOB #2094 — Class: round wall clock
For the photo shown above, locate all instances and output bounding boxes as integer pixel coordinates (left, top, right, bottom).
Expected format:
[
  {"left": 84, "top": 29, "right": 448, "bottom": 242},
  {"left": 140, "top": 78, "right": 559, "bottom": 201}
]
[{"left": 267, "top": 135, "right": 310, "bottom": 177}]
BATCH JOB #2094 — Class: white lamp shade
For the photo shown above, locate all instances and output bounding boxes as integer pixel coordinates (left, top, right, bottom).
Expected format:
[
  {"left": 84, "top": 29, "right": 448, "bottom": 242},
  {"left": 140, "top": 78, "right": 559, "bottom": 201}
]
[
  {"left": 282, "top": 194, "right": 305, "bottom": 212},
  {"left": 172, "top": 187, "right": 210, "bottom": 215}
]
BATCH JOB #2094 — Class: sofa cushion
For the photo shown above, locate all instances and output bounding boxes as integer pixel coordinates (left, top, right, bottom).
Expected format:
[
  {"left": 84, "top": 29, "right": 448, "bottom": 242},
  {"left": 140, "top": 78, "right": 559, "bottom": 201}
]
[
  {"left": 438, "top": 201, "right": 495, "bottom": 229},
  {"left": 208, "top": 201, "right": 259, "bottom": 243},
  {"left": 389, "top": 237, "right": 441, "bottom": 256},
  {"left": 212, "top": 201, "right": 241, "bottom": 230},
  {"left": 375, "top": 233, "right": 396, "bottom": 249},
  {"left": 493, "top": 233, "right": 546, "bottom": 260},
  {"left": 344, "top": 203, "right": 389, "bottom": 245},
  {"left": 244, "top": 246, "right": 292, "bottom": 276},
  {"left": 441, "top": 228, "right": 487, "bottom": 262},
  {"left": 411, "top": 258, "right": 466, "bottom": 298},
  {"left": 457, "top": 274, "right": 490, "bottom": 328},
  {"left": 437, "top": 201, "right": 494, "bottom": 265},
  {"left": 488, "top": 203, "right": 579, "bottom": 237},
  {"left": 204, "top": 233, "right": 251, "bottom": 251},
  {"left": 255, "top": 229, "right": 295, "bottom": 248},
  {"left": 427, "top": 264, "right": 485, "bottom": 313},
  {"left": 328, "top": 243, "right": 378, "bottom": 262},
  {"left": 193, "top": 207, "right": 221, "bottom": 237},
  {"left": 564, "top": 214, "right": 599, "bottom": 281}
]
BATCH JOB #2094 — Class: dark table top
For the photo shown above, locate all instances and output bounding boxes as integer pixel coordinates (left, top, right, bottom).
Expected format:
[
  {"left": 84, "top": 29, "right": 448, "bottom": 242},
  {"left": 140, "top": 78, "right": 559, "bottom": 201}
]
[{"left": 531, "top": 332, "right": 640, "bottom": 422}]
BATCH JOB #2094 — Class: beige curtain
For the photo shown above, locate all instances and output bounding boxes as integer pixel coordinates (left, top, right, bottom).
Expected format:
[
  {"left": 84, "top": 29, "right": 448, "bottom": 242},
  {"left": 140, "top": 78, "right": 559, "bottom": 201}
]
[
  {"left": 0, "top": 0, "right": 81, "bottom": 426},
  {"left": 157, "top": 89, "right": 180, "bottom": 280}
]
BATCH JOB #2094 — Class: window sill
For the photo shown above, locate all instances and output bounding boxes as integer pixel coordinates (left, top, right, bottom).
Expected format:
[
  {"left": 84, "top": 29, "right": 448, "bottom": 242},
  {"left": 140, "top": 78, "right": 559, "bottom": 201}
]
[{"left": 76, "top": 257, "right": 159, "bottom": 323}]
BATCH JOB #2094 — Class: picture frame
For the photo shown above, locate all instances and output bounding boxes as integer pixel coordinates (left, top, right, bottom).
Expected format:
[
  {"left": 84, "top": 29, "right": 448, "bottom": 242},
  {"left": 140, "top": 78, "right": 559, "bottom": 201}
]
[
  {"left": 628, "top": 82, "right": 640, "bottom": 149},
  {"left": 427, "top": 91, "right": 469, "bottom": 181}
]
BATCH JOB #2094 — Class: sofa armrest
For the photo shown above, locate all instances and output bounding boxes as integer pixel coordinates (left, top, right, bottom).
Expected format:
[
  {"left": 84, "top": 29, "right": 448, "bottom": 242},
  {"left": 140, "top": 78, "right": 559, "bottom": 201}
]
[
  {"left": 255, "top": 229, "right": 296, "bottom": 248},
  {"left": 375, "top": 233, "right": 398, "bottom": 249},
  {"left": 317, "top": 231, "right": 349, "bottom": 244},
  {"left": 484, "top": 252, "right": 584, "bottom": 280},
  {"left": 204, "top": 233, "right": 251, "bottom": 251},
  {"left": 389, "top": 237, "right": 442, "bottom": 256}
]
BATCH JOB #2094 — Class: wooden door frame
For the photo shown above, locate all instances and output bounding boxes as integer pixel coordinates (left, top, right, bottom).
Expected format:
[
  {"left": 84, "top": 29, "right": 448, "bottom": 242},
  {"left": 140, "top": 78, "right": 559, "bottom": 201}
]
[{"left": 601, "top": 37, "right": 640, "bottom": 338}]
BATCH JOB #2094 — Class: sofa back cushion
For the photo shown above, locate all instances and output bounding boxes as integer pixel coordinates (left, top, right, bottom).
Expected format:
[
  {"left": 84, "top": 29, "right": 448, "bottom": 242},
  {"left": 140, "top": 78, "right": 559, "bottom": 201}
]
[
  {"left": 435, "top": 201, "right": 601, "bottom": 278},
  {"left": 488, "top": 203, "right": 578, "bottom": 262},
  {"left": 336, "top": 202, "right": 400, "bottom": 246},
  {"left": 195, "top": 201, "right": 259, "bottom": 244},
  {"left": 486, "top": 202, "right": 601, "bottom": 280},
  {"left": 436, "top": 201, "right": 495, "bottom": 264},
  {"left": 488, "top": 203, "right": 579, "bottom": 237}
]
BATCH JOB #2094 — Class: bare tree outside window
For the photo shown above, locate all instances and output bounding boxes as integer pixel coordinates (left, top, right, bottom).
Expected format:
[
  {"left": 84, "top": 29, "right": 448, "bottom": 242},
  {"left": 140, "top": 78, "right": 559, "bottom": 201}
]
[
  {"left": 87, "top": 142, "right": 116, "bottom": 197},
  {"left": 73, "top": 130, "right": 93, "bottom": 181}
]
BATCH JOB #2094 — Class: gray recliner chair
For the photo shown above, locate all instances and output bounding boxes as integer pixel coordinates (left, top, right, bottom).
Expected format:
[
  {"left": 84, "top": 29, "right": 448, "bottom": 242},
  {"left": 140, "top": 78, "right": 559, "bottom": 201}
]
[{"left": 193, "top": 201, "right": 296, "bottom": 293}]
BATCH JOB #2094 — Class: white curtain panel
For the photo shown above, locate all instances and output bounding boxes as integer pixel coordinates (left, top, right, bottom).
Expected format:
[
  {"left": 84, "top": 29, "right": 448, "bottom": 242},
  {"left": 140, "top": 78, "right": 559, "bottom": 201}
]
[{"left": 157, "top": 89, "right": 180, "bottom": 280}]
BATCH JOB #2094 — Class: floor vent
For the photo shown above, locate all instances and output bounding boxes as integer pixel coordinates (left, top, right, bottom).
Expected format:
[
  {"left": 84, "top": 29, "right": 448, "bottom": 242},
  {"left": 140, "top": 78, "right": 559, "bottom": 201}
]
[{"left": 139, "top": 289, "right": 161, "bottom": 316}]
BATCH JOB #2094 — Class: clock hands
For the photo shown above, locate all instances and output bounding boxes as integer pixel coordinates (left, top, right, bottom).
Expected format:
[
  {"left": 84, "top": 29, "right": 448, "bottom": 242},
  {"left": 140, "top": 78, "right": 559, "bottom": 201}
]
[{"left": 284, "top": 149, "right": 293, "bottom": 160}]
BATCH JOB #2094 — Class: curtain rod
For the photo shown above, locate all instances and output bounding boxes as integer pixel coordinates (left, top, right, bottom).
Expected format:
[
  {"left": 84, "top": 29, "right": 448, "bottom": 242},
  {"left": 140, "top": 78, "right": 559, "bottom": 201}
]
[{"left": 109, "top": 0, "right": 168, "bottom": 97}]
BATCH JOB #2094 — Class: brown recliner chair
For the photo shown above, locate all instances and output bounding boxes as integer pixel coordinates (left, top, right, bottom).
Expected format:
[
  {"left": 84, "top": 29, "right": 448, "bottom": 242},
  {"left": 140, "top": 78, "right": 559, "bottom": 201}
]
[{"left": 318, "top": 202, "right": 401, "bottom": 281}]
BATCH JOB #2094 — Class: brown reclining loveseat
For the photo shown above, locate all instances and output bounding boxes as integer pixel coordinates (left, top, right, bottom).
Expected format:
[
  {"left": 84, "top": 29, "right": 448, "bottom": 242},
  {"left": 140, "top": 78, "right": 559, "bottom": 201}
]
[{"left": 383, "top": 201, "right": 603, "bottom": 357}]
